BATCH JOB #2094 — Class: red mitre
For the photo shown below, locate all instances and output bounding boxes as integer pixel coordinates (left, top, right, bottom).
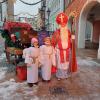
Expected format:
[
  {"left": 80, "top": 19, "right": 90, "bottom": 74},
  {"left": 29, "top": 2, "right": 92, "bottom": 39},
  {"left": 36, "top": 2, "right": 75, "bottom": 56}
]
[{"left": 56, "top": 12, "right": 68, "bottom": 25}]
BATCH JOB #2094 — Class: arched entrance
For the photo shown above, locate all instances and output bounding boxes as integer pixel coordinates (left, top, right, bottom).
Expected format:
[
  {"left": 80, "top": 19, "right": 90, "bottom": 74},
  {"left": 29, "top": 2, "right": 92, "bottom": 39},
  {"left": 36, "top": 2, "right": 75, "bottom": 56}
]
[{"left": 78, "top": 0, "right": 100, "bottom": 49}]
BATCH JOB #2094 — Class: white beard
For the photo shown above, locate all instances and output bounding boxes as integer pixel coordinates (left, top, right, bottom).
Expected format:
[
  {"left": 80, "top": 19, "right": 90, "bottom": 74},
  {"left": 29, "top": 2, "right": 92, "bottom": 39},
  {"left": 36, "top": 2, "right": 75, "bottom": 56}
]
[{"left": 60, "top": 27, "right": 68, "bottom": 41}]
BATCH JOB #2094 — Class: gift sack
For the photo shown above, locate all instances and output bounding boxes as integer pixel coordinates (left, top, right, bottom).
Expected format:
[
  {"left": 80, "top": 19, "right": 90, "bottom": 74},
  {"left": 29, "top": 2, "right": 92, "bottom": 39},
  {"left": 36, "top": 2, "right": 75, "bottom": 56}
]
[
  {"left": 51, "top": 66, "right": 57, "bottom": 74},
  {"left": 16, "top": 66, "right": 27, "bottom": 81}
]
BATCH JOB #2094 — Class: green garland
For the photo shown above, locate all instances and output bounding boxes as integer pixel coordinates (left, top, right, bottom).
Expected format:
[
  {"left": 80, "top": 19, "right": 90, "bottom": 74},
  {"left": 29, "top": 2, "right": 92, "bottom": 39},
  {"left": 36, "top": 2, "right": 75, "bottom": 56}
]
[
  {"left": 19, "top": 0, "right": 43, "bottom": 5},
  {"left": 0, "top": 30, "right": 15, "bottom": 47}
]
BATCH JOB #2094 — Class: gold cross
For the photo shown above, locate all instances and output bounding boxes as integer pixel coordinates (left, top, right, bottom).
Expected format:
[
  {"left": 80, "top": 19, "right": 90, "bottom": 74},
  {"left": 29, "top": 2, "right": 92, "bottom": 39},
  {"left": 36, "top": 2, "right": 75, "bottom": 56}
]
[{"left": 59, "top": 14, "right": 64, "bottom": 22}]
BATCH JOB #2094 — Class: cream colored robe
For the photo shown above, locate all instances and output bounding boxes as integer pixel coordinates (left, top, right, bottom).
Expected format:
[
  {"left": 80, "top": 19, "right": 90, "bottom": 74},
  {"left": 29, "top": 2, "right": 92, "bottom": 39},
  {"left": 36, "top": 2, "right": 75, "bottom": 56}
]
[
  {"left": 40, "top": 45, "right": 56, "bottom": 81},
  {"left": 23, "top": 47, "right": 40, "bottom": 83}
]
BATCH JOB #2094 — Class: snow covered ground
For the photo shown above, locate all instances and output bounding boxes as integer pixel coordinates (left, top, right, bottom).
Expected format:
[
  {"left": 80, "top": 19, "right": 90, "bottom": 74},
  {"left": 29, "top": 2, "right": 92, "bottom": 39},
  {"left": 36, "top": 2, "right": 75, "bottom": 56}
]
[
  {"left": 0, "top": 79, "right": 39, "bottom": 100},
  {"left": 0, "top": 33, "right": 100, "bottom": 99},
  {"left": 0, "top": 53, "right": 7, "bottom": 80},
  {"left": 77, "top": 57, "right": 100, "bottom": 67},
  {"left": 0, "top": 53, "right": 6, "bottom": 60},
  {"left": 0, "top": 46, "right": 100, "bottom": 100},
  {"left": 0, "top": 54, "right": 100, "bottom": 100}
]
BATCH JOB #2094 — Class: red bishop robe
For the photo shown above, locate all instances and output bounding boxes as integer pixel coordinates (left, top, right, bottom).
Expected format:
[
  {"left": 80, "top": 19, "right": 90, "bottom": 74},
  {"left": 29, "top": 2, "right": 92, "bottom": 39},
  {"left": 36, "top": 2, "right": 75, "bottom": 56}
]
[{"left": 52, "top": 29, "right": 77, "bottom": 72}]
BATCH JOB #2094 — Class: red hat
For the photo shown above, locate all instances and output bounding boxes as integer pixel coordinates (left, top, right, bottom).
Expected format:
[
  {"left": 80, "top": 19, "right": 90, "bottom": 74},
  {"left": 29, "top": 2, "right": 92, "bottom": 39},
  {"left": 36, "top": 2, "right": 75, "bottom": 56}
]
[{"left": 56, "top": 12, "right": 68, "bottom": 25}]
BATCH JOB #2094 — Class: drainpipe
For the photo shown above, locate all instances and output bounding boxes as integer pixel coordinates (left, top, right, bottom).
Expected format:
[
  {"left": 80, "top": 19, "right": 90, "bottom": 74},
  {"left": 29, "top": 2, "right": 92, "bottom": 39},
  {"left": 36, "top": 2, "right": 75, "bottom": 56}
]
[
  {"left": 0, "top": 3, "right": 2, "bottom": 21},
  {"left": 1, "top": 4, "right": 3, "bottom": 21},
  {"left": 64, "top": 0, "right": 65, "bottom": 12}
]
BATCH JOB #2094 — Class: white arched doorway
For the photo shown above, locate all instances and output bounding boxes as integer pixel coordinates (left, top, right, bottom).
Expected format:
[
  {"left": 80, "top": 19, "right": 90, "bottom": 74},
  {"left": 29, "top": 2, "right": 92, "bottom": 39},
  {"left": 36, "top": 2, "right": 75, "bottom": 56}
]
[{"left": 78, "top": 0, "right": 100, "bottom": 48}]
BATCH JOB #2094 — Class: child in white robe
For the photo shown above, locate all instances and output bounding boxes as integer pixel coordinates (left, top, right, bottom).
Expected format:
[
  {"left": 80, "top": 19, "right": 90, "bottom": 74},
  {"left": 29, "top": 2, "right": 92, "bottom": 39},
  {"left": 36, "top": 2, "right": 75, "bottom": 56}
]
[
  {"left": 40, "top": 37, "right": 56, "bottom": 82},
  {"left": 23, "top": 38, "right": 40, "bottom": 87}
]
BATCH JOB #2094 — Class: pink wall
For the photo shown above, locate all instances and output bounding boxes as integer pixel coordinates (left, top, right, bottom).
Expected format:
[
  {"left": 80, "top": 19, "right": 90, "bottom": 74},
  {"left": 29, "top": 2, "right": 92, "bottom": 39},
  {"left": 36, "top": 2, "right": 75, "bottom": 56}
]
[{"left": 92, "top": 20, "right": 100, "bottom": 43}]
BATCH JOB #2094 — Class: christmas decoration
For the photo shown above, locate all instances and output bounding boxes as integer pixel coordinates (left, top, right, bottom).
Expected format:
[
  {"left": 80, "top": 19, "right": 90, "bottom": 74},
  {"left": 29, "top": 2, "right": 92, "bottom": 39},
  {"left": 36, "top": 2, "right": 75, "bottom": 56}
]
[
  {"left": 1, "top": 30, "right": 15, "bottom": 47},
  {"left": 1, "top": 21, "right": 32, "bottom": 48},
  {"left": 19, "top": 0, "right": 43, "bottom": 5},
  {"left": 0, "top": 0, "right": 43, "bottom": 4}
]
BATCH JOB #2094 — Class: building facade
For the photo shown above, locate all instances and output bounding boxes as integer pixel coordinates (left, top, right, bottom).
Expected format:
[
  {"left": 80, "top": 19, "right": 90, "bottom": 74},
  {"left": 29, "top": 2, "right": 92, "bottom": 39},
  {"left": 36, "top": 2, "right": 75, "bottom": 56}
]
[
  {"left": 0, "top": 0, "right": 14, "bottom": 21},
  {"left": 0, "top": 2, "right": 7, "bottom": 21},
  {"left": 37, "top": 11, "right": 43, "bottom": 30},
  {"left": 40, "top": 0, "right": 46, "bottom": 29},
  {"left": 7, "top": 0, "right": 14, "bottom": 21},
  {"left": 45, "top": 0, "right": 64, "bottom": 32},
  {"left": 2, "top": 2, "right": 8, "bottom": 21},
  {"left": 65, "top": 0, "right": 100, "bottom": 58}
]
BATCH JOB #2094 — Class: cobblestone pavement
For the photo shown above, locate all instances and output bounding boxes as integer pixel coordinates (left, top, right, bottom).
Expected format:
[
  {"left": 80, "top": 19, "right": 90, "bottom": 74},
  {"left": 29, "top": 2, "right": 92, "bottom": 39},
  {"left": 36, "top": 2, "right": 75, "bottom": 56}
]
[{"left": 0, "top": 34, "right": 100, "bottom": 100}]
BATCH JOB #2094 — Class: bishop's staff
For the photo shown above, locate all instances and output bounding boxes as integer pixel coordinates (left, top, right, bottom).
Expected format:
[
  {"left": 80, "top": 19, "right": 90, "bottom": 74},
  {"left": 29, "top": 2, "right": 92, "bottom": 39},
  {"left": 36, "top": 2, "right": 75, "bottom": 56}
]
[{"left": 70, "top": 17, "right": 77, "bottom": 81}]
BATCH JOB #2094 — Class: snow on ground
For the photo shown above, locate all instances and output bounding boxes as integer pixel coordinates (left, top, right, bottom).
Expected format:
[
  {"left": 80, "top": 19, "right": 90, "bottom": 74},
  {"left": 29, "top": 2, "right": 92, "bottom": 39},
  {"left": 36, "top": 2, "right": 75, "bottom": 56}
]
[
  {"left": 77, "top": 57, "right": 100, "bottom": 67},
  {"left": 0, "top": 53, "right": 7, "bottom": 80},
  {"left": 0, "top": 80, "right": 39, "bottom": 100},
  {"left": 0, "top": 68, "right": 39, "bottom": 99},
  {"left": 0, "top": 53, "right": 6, "bottom": 60},
  {"left": 0, "top": 67, "right": 7, "bottom": 80},
  {"left": 0, "top": 56, "right": 99, "bottom": 99},
  {"left": 0, "top": 81, "right": 19, "bottom": 99}
]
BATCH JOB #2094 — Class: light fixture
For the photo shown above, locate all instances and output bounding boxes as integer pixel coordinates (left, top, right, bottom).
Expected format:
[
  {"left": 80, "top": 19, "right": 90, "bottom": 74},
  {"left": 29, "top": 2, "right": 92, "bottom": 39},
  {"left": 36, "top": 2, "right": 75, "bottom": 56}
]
[{"left": 47, "top": 8, "right": 51, "bottom": 16}]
